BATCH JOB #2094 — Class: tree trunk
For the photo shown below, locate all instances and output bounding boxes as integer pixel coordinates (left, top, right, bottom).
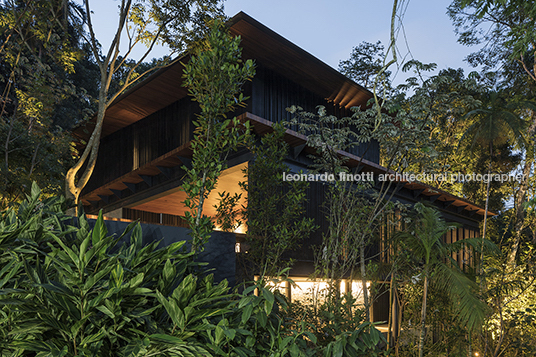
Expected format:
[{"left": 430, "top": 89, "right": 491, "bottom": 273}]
[
  {"left": 191, "top": 171, "right": 208, "bottom": 253},
  {"left": 480, "top": 143, "right": 492, "bottom": 279},
  {"left": 360, "top": 239, "right": 370, "bottom": 322},
  {"left": 492, "top": 299, "right": 506, "bottom": 357},
  {"left": 418, "top": 269, "right": 429, "bottom": 357},
  {"left": 468, "top": 331, "right": 472, "bottom": 357},
  {"left": 387, "top": 272, "right": 394, "bottom": 348},
  {"left": 508, "top": 111, "right": 536, "bottom": 267},
  {"left": 65, "top": 79, "right": 108, "bottom": 209},
  {"left": 481, "top": 166, "right": 490, "bottom": 269},
  {"left": 388, "top": 272, "right": 399, "bottom": 349}
]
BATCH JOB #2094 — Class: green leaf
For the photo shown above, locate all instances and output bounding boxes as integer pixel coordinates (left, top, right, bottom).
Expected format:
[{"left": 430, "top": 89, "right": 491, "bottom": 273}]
[
  {"left": 215, "top": 324, "right": 224, "bottom": 345},
  {"left": 79, "top": 233, "right": 91, "bottom": 265},
  {"left": 0, "top": 260, "right": 22, "bottom": 288},
  {"left": 333, "top": 340, "right": 344, "bottom": 357},
  {"left": 96, "top": 305, "right": 115, "bottom": 319},
  {"left": 156, "top": 291, "right": 181, "bottom": 328},
  {"left": 92, "top": 211, "right": 108, "bottom": 246},
  {"left": 80, "top": 329, "right": 106, "bottom": 345},
  {"left": 289, "top": 343, "right": 300, "bottom": 356},
  {"left": 257, "top": 311, "right": 267, "bottom": 328},
  {"left": 149, "top": 334, "right": 187, "bottom": 345},
  {"left": 128, "top": 272, "right": 144, "bottom": 289},
  {"left": 280, "top": 336, "right": 292, "bottom": 350},
  {"left": 241, "top": 304, "right": 253, "bottom": 324},
  {"left": 238, "top": 295, "right": 254, "bottom": 309},
  {"left": 41, "top": 281, "right": 75, "bottom": 297},
  {"left": 8, "top": 320, "right": 49, "bottom": 335},
  {"left": 30, "top": 181, "right": 41, "bottom": 201},
  {"left": 262, "top": 288, "right": 275, "bottom": 315}
]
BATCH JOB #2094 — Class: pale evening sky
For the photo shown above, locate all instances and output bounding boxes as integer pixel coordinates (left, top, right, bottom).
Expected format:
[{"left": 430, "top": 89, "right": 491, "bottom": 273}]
[{"left": 87, "top": 0, "right": 477, "bottom": 86}]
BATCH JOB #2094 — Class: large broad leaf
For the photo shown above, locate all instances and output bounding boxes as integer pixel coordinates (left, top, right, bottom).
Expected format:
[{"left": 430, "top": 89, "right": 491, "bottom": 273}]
[
  {"left": 172, "top": 274, "right": 197, "bottom": 308},
  {"left": 156, "top": 291, "right": 183, "bottom": 329},
  {"left": 8, "top": 320, "right": 50, "bottom": 335},
  {"left": 91, "top": 211, "right": 108, "bottom": 246},
  {"left": 8, "top": 340, "right": 48, "bottom": 352},
  {"left": 35, "top": 344, "right": 68, "bottom": 357},
  {"left": 241, "top": 304, "right": 253, "bottom": 324},
  {"left": 41, "top": 281, "right": 76, "bottom": 297},
  {"left": 149, "top": 334, "right": 187, "bottom": 345},
  {"left": 262, "top": 288, "right": 275, "bottom": 315},
  {"left": 0, "top": 260, "right": 22, "bottom": 288},
  {"left": 96, "top": 305, "right": 116, "bottom": 319}
]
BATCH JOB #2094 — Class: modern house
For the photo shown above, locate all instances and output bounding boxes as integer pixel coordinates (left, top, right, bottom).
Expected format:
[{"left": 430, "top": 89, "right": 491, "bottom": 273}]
[{"left": 73, "top": 12, "right": 491, "bottom": 324}]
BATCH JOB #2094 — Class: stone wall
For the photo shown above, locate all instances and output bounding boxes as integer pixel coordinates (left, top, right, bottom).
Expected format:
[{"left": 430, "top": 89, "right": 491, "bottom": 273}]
[{"left": 86, "top": 219, "right": 236, "bottom": 286}]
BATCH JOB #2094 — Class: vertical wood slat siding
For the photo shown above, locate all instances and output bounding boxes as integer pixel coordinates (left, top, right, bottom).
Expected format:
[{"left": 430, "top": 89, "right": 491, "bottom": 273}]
[
  {"left": 302, "top": 181, "right": 328, "bottom": 261},
  {"left": 84, "top": 97, "right": 194, "bottom": 193},
  {"left": 86, "top": 64, "right": 379, "bottom": 195},
  {"left": 123, "top": 208, "right": 190, "bottom": 228},
  {"left": 445, "top": 227, "right": 479, "bottom": 270},
  {"left": 250, "top": 64, "right": 380, "bottom": 164},
  {"left": 376, "top": 218, "right": 478, "bottom": 269}
]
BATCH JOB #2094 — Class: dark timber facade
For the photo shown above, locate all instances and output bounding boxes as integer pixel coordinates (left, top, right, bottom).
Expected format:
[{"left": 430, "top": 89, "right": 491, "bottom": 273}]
[{"left": 73, "top": 13, "right": 490, "bottom": 321}]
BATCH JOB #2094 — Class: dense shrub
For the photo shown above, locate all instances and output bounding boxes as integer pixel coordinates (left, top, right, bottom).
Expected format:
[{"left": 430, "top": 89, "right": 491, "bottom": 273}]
[
  {"left": 288, "top": 287, "right": 390, "bottom": 356},
  {"left": 0, "top": 184, "right": 228, "bottom": 355},
  {"left": 0, "top": 184, "right": 387, "bottom": 356}
]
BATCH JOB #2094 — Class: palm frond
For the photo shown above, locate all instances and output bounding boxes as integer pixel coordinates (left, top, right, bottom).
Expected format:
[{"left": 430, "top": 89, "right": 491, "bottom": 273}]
[
  {"left": 433, "top": 262, "right": 488, "bottom": 332},
  {"left": 446, "top": 237, "right": 499, "bottom": 255}
]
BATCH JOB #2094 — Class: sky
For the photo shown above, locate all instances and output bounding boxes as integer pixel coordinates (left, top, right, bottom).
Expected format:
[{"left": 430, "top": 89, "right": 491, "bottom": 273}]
[
  {"left": 88, "top": 0, "right": 477, "bottom": 86},
  {"left": 223, "top": 0, "right": 475, "bottom": 84}
]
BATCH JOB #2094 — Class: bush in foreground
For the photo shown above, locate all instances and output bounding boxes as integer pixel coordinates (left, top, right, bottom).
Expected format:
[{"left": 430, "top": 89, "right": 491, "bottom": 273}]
[{"left": 0, "top": 184, "right": 386, "bottom": 356}]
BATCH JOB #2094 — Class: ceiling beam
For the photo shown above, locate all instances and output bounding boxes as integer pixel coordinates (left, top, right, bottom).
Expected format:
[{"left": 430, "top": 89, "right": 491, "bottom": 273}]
[
  {"left": 429, "top": 195, "right": 441, "bottom": 203},
  {"left": 124, "top": 182, "right": 136, "bottom": 193}
]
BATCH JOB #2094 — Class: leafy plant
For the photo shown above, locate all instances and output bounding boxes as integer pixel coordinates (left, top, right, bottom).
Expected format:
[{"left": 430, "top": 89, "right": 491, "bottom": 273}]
[
  {"left": 240, "top": 123, "right": 316, "bottom": 280},
  {"left": 0, "top": 183, "right": 232, "bottom": 355},
  {"left": 0, "top": 183, "right": 329, "bottom": 356},
  {"left": 227, "top": 276, "right": 317, "bottom": 356},
  {"left": 65, "top": 0, "right": 223, "bottom": 205},
  {"left": 181, "top": 19, "right": 255, "bottom": 254},
  {"left": 214, "top": 191, "right": 243, "bottom": 233},
  {"left": 323, "top": 321, "right": 389, "bottom": 357},
  {"left": 395, "top": 202, "right": 493, "bottom": 357},
  {"left": 289, "top": 287, "right": 368, "bottom": 348}
]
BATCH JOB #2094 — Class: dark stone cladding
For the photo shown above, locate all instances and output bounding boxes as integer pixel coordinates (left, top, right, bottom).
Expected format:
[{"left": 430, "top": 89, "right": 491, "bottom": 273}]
[{"left": 83, "top": 219, "right": 236, "bottom": 287}]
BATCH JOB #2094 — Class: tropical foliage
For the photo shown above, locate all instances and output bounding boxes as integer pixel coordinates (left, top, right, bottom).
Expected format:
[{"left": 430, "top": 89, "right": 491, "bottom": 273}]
[
  {"left": 0, "top": 183, "right": 392, "bottom": 356},
  {"left": 239, "top": 123, "right": 317, "bottom": 280},
  {"left": 181, "top": 19, "right": 255, "bottom": 253}
]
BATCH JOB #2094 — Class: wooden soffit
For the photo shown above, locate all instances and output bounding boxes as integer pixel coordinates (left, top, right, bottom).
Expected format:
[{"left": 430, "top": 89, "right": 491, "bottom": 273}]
[{"left": 81, "top": 111, "right": 495, "bottom": 220}]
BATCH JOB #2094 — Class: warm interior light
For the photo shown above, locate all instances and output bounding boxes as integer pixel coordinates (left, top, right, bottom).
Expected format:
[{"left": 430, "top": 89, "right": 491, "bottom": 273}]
[
  {"left": 292, "top": 280, "right": 330, "bottom": 303},
  {"left": 291, "top": 278, "right": 370, "bottom": 304},
  {"left": 213, "top": 223, "right": 247, "bottom": 234},
  {"left": 252, "top": 276, "right": 372, "bottom": 304}
]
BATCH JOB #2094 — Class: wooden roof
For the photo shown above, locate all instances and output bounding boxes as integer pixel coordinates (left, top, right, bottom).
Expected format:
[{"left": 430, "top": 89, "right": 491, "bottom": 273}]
[
  {"left": 238, "top": 113, "right": 495, "bottom": 218},
  {"left": 73, "top": 11, "right": 372, "bottom": 143},
  {"left": 227, "top": 12, "right": 372, "bottom": 109},
  {"left": 81, "top": 111, "right": 495, "bottom": 219}
]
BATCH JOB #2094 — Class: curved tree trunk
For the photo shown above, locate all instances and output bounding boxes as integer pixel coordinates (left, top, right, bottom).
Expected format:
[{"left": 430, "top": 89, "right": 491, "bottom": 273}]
[
  {"left": 65, "top": 82, "right": 108, "bottom": 208},
  {"left": 480, "top": 158, "right": 491, "bottom": 273}
]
